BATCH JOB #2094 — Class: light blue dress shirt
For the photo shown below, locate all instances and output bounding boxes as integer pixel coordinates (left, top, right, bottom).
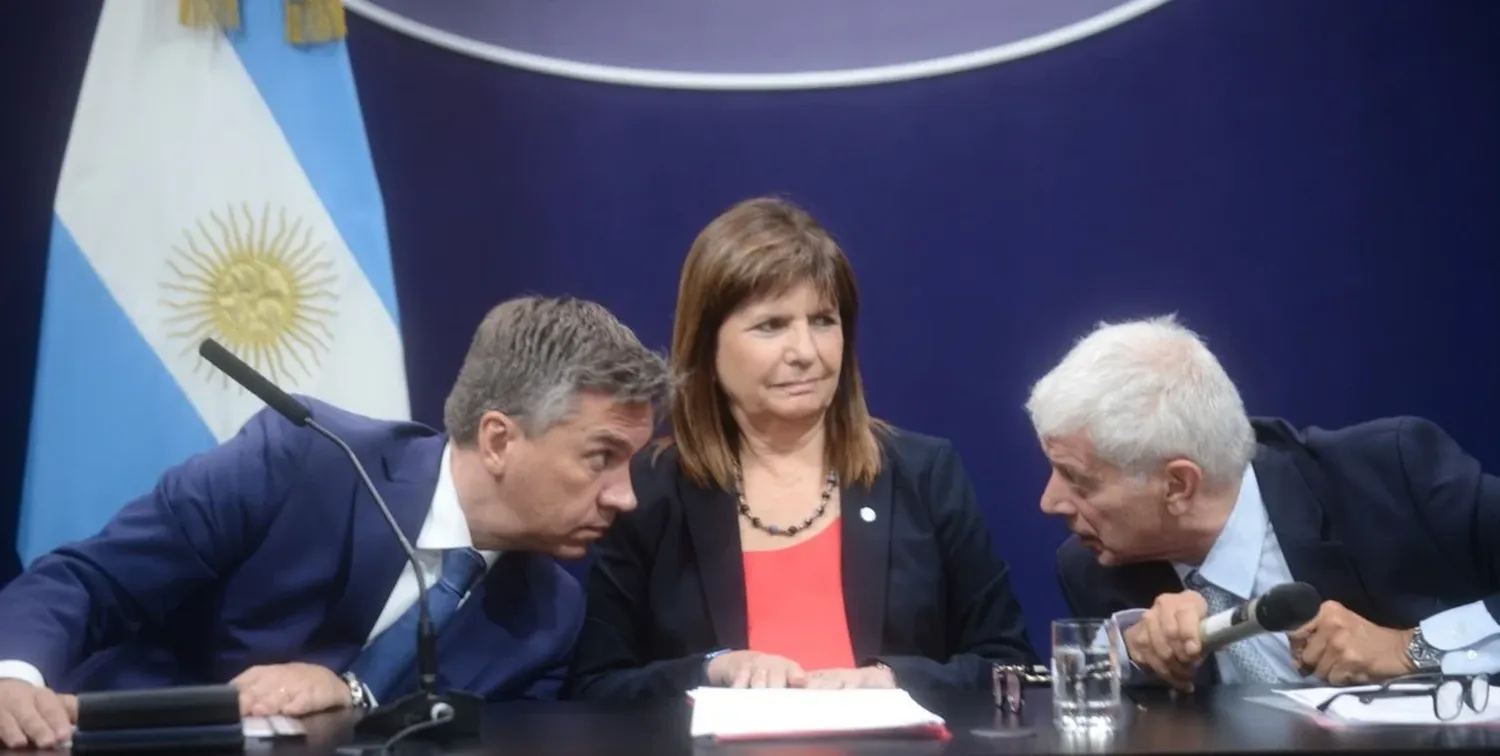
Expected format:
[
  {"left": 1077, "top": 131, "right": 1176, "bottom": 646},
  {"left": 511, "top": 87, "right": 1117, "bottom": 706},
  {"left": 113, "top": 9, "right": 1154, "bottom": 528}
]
[{"left": 1113, "top": 464, "right": 1500, "bottom": 683}]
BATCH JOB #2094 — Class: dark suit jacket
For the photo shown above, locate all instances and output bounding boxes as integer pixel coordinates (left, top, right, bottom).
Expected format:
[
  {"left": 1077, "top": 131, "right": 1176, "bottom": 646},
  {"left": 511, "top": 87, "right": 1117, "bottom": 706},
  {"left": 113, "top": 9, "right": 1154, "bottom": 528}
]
[
  {"left": 565, "top": 428, "right": 1038, "bottom": 699},
  {"left": 1057, "top": 416, "right": 1500, "bottom": 684},
  {"left": 0, "top": 398, "right": 583, "bottom": 700}
]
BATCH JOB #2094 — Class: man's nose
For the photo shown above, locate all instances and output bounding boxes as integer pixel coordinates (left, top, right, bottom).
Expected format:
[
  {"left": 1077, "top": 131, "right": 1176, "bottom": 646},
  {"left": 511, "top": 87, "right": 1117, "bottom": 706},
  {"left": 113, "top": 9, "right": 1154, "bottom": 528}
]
[
  {"left": 1039, "top": 476, "right": 1073, "bottom": 516},
  {"left": 599, "top": 478, "right": 638, "bottom": 513}
]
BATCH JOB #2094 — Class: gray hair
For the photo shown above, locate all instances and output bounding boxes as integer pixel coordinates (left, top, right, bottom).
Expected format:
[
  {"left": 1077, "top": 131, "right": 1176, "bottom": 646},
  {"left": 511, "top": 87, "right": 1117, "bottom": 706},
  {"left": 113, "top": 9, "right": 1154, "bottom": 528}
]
[
  {"left": 1024, "top": 314, "right": 1255, "bottom": 487},
  {"left": 443, "top": 296, "right": 671, "bottom": 443}
]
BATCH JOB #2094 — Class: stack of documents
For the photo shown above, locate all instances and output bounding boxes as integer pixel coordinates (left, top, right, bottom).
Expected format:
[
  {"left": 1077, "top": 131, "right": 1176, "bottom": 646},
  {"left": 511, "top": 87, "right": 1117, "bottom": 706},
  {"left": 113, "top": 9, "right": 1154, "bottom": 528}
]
[
  {"left": 686, "top": 688, "right": 949, "bottom": 742},
  {"left": 1272, "top": 686, "right": 1500, "bottom": 725}
]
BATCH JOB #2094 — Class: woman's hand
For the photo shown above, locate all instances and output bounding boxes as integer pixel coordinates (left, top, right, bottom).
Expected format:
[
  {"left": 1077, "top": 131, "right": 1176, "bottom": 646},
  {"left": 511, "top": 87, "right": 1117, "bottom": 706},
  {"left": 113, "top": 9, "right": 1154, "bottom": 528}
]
[
  {"left": 705, "top": 651, "right": 808, "bottom": 688},
  {"left": 801, "top": 665, "right": 897, "bottom": 689}
]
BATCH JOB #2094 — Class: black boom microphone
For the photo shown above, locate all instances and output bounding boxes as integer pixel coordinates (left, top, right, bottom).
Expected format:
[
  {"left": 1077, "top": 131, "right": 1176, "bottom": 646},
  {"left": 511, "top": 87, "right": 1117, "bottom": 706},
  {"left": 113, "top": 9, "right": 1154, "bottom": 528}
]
[
  {"left": 197, "top": 338, "right": 480, "bottom": 746},
  {"left": 1198, "top": 581, "right": 1322, "bottom": 654}
]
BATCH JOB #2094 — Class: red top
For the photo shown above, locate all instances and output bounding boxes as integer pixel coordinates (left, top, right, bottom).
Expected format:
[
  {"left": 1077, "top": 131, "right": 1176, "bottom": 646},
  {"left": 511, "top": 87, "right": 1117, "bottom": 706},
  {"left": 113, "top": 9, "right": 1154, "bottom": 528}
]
[{"left": 742, "top": 519, "right": 856, "bottom": 670}]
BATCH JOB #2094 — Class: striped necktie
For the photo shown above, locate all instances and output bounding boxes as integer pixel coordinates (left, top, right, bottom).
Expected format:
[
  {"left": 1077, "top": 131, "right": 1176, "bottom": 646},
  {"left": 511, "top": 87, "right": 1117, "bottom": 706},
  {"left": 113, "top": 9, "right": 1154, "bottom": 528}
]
[{"left": 1183, "top": 570, "right": 1280, "bottom": 683}]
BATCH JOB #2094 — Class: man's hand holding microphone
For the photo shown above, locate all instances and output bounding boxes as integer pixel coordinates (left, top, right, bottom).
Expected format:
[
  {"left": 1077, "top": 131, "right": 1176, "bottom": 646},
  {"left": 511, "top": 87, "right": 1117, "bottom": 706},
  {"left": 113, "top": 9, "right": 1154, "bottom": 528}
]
[
  {"left": 1124, "top": 591, "right": 1212, "bottom": 692},
  {"left": 1123, "top": 581, "right": 1323, "bottom": 692}
]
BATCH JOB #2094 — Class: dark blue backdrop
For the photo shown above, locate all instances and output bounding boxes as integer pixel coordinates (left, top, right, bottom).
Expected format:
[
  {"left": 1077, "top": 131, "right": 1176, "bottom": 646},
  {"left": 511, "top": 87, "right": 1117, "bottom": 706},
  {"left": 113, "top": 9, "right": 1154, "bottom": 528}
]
[{"left": 1, "top": 0, "right": 1497, "bottom": 656}]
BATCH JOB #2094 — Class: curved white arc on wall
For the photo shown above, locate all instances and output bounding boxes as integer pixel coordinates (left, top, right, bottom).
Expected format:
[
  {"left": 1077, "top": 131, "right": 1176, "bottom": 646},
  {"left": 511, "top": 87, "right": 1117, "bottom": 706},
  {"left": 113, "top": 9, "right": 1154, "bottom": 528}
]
[{"left": 343, "top": 0, "right": 1173, "bottom": 91}]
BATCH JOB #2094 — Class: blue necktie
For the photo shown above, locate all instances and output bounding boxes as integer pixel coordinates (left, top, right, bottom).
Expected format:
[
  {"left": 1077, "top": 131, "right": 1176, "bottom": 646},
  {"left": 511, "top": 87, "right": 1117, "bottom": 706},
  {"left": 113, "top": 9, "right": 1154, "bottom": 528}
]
[{"left": 348, "top": 548, "right": 487, "bottom": 701}]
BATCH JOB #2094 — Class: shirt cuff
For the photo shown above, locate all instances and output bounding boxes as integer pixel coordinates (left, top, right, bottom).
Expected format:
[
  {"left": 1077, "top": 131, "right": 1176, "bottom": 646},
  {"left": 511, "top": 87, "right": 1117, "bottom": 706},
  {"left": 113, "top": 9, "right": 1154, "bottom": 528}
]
[
  {"left": 0, "top": 660, "right": 46, "bottom": 688},
  {"left": 1113, "top": 608, "right": 1146, "bottom": 632},
  {"left": 1420, "top": 601, "right": 1500, "bottom": 675},
  {"left": 1110, "top": 609, "right": 1146, "bottom": 678}
]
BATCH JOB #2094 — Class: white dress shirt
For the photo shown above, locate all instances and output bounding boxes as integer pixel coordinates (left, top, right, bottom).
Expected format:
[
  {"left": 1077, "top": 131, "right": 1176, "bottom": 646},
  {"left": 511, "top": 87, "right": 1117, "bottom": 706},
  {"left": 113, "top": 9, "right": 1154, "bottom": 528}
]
[
  {"left": 1114, "top": 463, "right": 1500, "bottom": 683},
  {"left": 365, "top": 442, "right": 500, "bottom": 645},
  {"left": 0, "top": 441, "right": 499, "bottom": 690}
]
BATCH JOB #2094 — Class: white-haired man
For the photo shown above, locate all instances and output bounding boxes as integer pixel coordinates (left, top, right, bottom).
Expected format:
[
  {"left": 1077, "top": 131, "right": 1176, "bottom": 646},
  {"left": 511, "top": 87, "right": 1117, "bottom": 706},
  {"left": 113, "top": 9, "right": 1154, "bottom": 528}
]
[{"left": 1029, "top": 315, "right": 1500, "bottom": 692}]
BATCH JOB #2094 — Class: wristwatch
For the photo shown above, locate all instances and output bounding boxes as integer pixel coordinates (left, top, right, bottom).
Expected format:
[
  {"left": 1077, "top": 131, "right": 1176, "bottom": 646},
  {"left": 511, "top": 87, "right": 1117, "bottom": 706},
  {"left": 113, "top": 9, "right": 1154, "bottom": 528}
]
[
  {"left": 1405, "top": 627, "right": 1443, "bottom": 671},
  {"left": 341, "top": 671, "right": 372, "bottom": 710}
]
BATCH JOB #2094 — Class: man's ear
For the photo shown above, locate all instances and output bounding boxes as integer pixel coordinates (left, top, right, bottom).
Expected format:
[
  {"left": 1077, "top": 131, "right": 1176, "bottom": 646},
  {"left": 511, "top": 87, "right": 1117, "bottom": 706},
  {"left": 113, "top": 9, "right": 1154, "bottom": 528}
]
[
  {"left": 476, "top": 410, "right": 523, "bottom": 476},
  {"left": 1161, "top": 458, "right": 1204, "bottom": 517}
]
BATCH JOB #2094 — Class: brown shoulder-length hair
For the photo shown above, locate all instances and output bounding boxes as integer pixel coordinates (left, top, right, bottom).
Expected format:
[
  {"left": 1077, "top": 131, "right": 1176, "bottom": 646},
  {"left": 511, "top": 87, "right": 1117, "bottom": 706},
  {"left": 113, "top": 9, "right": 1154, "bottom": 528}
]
[{"left": 665, "top": 196, "right": 888, "bottom": 492}]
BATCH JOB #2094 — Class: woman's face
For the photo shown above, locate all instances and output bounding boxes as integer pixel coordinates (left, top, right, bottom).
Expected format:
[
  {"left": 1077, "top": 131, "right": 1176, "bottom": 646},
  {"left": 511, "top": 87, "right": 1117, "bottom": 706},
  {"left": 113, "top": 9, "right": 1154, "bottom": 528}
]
[{"left": 714, "top": 280, "right": 843, "bottom": 425}]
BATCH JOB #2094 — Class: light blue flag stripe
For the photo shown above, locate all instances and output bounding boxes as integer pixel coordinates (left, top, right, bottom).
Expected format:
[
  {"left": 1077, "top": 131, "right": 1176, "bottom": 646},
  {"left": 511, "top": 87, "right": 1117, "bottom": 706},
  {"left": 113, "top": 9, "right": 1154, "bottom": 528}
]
[
  {"left": 16, "top": 216, "right": 218, "bottom": 567},
  {"left": 226, "top": 3, "right": 400, "bottom": 324}
]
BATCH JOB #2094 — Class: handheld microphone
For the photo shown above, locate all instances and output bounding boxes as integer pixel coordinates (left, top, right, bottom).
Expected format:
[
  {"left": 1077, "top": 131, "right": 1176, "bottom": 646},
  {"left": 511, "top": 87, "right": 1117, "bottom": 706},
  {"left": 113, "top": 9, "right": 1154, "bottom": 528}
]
[
  {"left": 1198, "top": 581, "right": 1322, "bottom": 654},
  {"left": 197, "top": 339, "right": 479, "bottom": 745}
]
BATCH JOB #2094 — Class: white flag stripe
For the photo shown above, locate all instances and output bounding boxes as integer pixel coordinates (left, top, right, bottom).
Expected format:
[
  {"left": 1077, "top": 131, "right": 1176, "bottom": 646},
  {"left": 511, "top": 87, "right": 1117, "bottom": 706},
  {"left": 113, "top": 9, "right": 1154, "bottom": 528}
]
[{"left": 54, "top": 1, "right": 409, "bottom": 442}]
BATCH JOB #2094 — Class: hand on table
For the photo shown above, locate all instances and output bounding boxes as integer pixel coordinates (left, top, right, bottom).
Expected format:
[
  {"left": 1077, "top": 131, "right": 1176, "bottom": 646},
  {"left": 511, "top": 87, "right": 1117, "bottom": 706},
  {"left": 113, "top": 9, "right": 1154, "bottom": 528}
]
[
  {"left": 705, "top": 651, "right": 807, "bottom": 688},
  {"left": 231, "top": 662, "right": 351, "bottom": 717},
  {"left": 801, "top": 666, "right": 897, "bottom": 689},
  {"left": 0, "top": 678, "right": 76, "bottom": 750}
]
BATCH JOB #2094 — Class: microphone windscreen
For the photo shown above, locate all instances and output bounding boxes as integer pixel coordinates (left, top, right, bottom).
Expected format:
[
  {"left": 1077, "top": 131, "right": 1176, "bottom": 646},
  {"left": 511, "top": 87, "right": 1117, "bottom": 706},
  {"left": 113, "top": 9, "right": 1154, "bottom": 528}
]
[
  {"left": 198, "top": 338, "right": 311, "bottom": 426},
  {"left": 1253, "top": 582, "right": 1322, "bottom": 631}
]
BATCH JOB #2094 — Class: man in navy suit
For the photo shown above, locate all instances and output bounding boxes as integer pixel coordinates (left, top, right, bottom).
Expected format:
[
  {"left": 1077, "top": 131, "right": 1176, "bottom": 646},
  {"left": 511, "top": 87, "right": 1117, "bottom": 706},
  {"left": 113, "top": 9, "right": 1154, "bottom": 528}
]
[
  {"left": 0, "top": 295, "right": 670, "bottom": 749},
  {"left": 1028, "top": 315, "right": 1500, "bottom": 692}
]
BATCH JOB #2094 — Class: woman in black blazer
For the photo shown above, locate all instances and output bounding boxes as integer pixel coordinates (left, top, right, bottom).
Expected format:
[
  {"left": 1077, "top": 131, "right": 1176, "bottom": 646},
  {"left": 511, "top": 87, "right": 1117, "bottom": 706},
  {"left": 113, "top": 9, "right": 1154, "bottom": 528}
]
[{"left": 565, "top": 197, "right": 1037, "bottom": 700}]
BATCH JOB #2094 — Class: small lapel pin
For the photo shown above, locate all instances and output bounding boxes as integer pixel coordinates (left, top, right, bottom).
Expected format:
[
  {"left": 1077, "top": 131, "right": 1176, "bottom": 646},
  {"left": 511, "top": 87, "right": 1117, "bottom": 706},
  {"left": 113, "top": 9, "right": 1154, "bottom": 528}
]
[{"left": 860, "top": 507, "right": 876, "bottom": 523}]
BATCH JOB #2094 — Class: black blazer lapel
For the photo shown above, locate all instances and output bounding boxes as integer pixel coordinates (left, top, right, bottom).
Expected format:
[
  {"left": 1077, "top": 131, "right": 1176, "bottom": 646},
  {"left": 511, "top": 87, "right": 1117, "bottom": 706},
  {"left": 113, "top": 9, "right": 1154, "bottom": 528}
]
[
  {"left": 1253, "top": 444, "right": 1377, "bottom": 621},
  {"left": 682, "top": 482, "right": 748, "bottom": 649},
  {"left": 840, "top": 471, "right": 892, "bottom": 663}
]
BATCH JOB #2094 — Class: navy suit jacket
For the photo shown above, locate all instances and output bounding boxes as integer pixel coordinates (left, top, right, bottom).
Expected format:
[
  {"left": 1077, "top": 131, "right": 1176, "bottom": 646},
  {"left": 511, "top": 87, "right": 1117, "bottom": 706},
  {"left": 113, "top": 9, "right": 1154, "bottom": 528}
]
[
  {"left": 565, "top": 428, "right": 1038, "bottom": 699},
  {"left": 1057, "top": 416, "right": 1500, "bottom": 685},
  {"left": 0, "top": 398, "right": 583, "bottom": 699}
]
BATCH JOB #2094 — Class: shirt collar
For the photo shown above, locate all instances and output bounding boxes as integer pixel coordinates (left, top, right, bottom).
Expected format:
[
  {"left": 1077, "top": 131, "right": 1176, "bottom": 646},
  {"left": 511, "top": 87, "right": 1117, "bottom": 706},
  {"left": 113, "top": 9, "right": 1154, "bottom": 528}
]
[
  {"left": 1172, "top": 463, "right": 1266, "bottom": 600},
  {"left": 416, "top": 441, "right": 501, "bottom": 567}
]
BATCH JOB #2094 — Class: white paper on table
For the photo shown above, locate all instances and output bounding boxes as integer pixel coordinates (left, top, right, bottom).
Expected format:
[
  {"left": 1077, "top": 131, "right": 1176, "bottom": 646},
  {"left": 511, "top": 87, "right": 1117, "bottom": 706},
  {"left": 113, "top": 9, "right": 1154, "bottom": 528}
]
[
  {"left": 1270, "top": 685, "right": 1500, "bottom": 725},
  {"left": 242, "top": 715, "right": 307, "bottom": 739},
  {"left": 686, "top": 687, "right": 947, "bottom": 740}
]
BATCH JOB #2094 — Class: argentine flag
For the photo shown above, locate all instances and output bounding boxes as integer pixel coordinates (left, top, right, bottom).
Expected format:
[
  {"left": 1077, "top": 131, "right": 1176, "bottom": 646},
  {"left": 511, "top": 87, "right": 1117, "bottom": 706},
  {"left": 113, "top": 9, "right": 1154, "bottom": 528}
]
[{"left": 17, "top": 0, "right": 408, "bottom": 565}]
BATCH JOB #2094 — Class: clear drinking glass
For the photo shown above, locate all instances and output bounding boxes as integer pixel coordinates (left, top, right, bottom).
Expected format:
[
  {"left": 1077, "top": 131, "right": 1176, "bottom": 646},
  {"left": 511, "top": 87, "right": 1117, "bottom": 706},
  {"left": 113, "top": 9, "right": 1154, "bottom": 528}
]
[{"left": 1051, "top": 618, "right": 1123, "bottom": 731}]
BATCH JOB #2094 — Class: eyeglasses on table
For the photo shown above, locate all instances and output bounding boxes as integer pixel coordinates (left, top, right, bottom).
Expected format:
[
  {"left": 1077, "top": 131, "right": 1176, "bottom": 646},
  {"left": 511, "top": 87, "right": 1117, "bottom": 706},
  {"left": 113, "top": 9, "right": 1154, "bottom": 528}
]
[{"left": 1315, "top": 673, "right": 1491, "bottom": 721}]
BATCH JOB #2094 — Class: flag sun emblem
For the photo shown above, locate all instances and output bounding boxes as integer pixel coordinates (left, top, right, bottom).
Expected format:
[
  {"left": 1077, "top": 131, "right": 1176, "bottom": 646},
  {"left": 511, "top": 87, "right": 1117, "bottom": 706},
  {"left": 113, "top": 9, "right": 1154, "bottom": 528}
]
[{"left": 162, "top": 203, "right": 339, "bottom": 387}]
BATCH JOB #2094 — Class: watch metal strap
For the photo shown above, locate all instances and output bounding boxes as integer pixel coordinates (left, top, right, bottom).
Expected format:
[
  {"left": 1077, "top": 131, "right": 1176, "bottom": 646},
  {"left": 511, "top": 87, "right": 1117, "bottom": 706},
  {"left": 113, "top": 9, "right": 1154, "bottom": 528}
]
[
  {"left": 1409, "top": 628, "right": 1442, "bottom": 670},
  {"left": 342, "top": 671, "right": 370, "bottom": 710}
]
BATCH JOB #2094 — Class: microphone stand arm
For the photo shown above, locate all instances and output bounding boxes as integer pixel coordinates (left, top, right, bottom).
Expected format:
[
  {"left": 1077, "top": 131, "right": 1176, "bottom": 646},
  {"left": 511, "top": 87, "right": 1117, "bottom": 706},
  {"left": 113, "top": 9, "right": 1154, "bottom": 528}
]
[{"left": 305, "top": 420, "right": 482, "bottom": 747}]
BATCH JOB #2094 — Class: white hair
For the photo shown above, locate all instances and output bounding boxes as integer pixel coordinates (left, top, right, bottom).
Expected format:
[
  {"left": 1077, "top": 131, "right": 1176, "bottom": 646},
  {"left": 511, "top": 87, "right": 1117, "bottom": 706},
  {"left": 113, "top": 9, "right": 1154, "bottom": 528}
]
[{"left": 1024, "top": 314, "right": 1255, "bottom": 487}]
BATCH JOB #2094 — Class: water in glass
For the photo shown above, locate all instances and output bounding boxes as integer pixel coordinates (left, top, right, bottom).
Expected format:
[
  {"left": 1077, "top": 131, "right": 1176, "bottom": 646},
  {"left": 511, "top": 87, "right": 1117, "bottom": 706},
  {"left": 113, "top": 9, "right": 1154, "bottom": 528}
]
[{"left": 1051, "top": 619, "right": 1122, "bottom": 731}]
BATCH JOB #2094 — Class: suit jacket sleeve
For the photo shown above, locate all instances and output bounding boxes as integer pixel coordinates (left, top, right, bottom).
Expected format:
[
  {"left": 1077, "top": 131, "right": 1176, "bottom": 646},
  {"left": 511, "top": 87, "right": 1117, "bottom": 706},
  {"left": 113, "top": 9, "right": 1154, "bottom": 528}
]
[
  {"left": 0, "top": 408, "right": 312, "bottom": 685},
  {"left": 564, "top": 456, "right": 707, "bottom": 700},
  {"left": 871, "top": 442, "right": 1039, "bottom": 689},
  {"left": 1394, "top": 418, "right": 1500, "bottom": 623},
  {"left": 519, "top": 663, "right": 567, "bottom": 701},
  {"left": 518, "top": 565, "right": 588, "bottom": 701}
]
